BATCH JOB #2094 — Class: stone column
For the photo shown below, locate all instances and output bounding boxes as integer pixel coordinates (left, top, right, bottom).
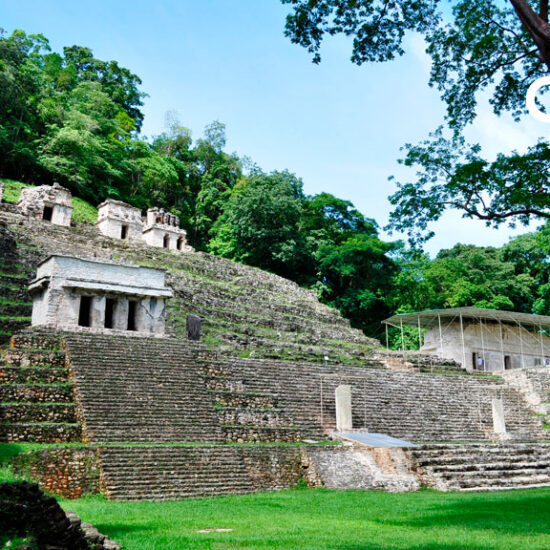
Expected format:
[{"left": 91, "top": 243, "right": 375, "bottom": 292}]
[
  {"left": 135, "top": 299, "right": 146, "bottom": 332},
  {"left": 91, "top": 295, "right": 106, "bottom": 329},
  {"left": 335, "top": 385, "right": 352, "bottom": 432},
  {"left": 114, "top": 298, "right": 129, "bottom": 330}
]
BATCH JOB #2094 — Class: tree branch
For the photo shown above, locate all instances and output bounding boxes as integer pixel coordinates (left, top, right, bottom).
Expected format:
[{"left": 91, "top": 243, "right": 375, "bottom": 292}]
[{"left": 445, "top": 201, "right": 550, "bottom": 220}]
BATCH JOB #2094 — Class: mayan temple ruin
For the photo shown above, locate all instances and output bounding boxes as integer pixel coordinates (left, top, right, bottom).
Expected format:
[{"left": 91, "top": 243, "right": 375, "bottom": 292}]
[{"left": 1, "top": 182, "right": 550, "bottom": 505}]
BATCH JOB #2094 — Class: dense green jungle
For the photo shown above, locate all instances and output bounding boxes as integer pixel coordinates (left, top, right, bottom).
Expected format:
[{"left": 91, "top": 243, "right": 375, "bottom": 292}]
[{"left": 2, "top": 28, "right": 550, "bottom": 346}]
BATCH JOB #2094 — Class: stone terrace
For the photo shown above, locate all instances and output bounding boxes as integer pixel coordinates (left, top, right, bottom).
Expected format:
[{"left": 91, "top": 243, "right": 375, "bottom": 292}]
[
  {"left": 0, "top": 222, "right": 37, "bottom": 346},
  {"left": 0, "top": 332, "right": 81, "bottom": 443},
  {"left": 205, "top": 355, "right": 550, "bottom": 444},
  {"left": 0, "top": 206, "right": 377, "bottom": 364},
  {"left": 60, "top": 332, "right": 549, "bottom": 446}
]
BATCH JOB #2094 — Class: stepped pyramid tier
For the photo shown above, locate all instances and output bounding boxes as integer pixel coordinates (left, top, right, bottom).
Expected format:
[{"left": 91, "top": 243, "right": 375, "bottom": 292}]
[
  {"left": 0, "top": 205, "right": 378, "bottom": 362},
  {"left": 143, "top": 207, "right": 193, "bottom": 252},
  {"left": 17, "top": 182, "right": 73, "bottom": 227},
  {"left": 96, "top": 199, "right": 143, "bottom": 241},
  {"left": 28, "top": 255, "right": 172, "bottom": 335},
  {"left": 0, "top": 332, "right": 81, "bottom": 443},
  {"left": 4, "top": 200, "right": 550, "bottom": 499}
]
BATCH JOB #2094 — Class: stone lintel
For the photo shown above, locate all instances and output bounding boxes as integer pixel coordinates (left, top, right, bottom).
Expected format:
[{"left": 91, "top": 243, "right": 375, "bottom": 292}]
[{"left": 61, "top": 279, "right": 173, "bottom": 298}]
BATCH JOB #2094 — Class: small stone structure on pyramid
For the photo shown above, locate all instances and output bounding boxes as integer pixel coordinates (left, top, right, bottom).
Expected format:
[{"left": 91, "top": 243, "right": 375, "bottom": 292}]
[
  {"left": 143, "top": 207, "right": 192, "bottom": 252},
  {"left": 17, "top": 182, "right": 73, "bottom": 227},
  {"left": 96, "top": 199, "right": 144, "bottom": 242}
]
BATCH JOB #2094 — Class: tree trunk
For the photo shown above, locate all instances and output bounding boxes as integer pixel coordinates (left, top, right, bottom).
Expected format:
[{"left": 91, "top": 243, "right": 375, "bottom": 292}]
[{"left": 510, "top": 0, "right": 550, "bottom": 70}]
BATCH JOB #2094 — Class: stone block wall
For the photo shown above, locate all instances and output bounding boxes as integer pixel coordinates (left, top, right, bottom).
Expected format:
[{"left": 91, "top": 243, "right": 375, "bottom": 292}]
[{"left": 11, "top": 446, "right": 100, "bottom": 499}]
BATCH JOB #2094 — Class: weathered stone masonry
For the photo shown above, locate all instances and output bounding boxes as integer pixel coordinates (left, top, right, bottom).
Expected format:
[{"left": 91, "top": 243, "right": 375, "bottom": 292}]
[
  {"left": 17, "top": 182, "right": 73, "bottom": 227},
  {"left": 29, "top": 255, "right": 172, "bottom": 335}
]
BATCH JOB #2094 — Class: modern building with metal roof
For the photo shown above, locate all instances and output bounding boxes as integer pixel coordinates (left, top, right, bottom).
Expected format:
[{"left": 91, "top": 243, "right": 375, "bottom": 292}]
[{"left": 382, "top": 307, "right": 550, "bottom": 372}]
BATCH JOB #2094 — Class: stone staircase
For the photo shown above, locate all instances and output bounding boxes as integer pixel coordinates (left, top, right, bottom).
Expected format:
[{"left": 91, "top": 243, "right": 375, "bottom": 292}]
[
  {"left": 98, "top": 444, "right": 304, "bottom": 500},
  {"left": 201, "top": 355, "right": 325, "bottom": 443},
  {"left": 63, "top": 333, "right": 224, "bottom": 444},
  {"left": 0, "top": 332, "right": 81, "bottom": 442},
  {"left": 411, "top": 443, "right": 550, "bottom": 491},
  {"left": 0, "top": 222, "right": 35, "bottom": 346}
]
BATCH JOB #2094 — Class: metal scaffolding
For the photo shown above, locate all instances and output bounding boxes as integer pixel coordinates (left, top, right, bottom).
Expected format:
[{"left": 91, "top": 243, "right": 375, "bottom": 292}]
[{"left": 382, "top": 307, "right": 550, "bottom": 372}]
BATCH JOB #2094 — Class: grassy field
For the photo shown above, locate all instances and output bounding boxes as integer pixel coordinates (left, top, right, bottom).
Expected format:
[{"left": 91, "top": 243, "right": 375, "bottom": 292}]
[{"left": 58, "top": 487, "right": 550, "bottom": 550}]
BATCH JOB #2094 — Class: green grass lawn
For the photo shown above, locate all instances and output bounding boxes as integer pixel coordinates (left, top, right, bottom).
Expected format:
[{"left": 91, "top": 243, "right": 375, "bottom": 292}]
[{"left": 58, "top": 487, "right": 550, "bottom": 550}]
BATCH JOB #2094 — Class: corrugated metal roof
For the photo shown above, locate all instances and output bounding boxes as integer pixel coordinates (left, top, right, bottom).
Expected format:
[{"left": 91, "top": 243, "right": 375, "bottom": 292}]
[{"left": 383, "top": 307, "right": 550, "bottom": 329}]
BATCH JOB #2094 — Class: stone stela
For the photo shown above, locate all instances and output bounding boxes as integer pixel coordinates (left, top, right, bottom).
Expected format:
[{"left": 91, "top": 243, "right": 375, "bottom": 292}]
[
  {"left": 335, "top": 385, "right": 353, "bottom": 432},
  {"left": 17, "top": 182, "right": 73, "bottom": 227},
  {"left": 28, "top": 255, "right": 173, "bottom": 335},
  {"left": 186, "top": 314, "right": 202, "bottom": 341}
]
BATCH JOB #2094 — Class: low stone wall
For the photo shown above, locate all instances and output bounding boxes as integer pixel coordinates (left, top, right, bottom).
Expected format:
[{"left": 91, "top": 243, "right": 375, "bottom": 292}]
[
  {"left": 304, "top": 445, "right": 419, "bottom": 492},
  {"left": 0, "top": 481, "right": 119, "bottom": 549},
  {"left": 502, "top": 367, "right": 550, "bottom": 414},
  {"left": 11, "top": 446, "right": 100, "bottom": 499},
  {"left": 0, "top": 423, "right": 81, "bottom": 443}
]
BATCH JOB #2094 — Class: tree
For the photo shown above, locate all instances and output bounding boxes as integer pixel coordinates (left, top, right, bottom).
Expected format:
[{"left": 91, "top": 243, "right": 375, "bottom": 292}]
[
  {"left": 501, "top": 221, "right": 550, "bottom": 313},
  {"left": 0, "top": 30, "right": 49, "bottom": 182},
  {"left": 193, "top": 122, "right": 242, "bottom": 249},
  {"left": 315, "top": 233, "right": 399, "bottom": 335},
  {"left": 282, "top": 1, "right": 550, "bottom": 243},
  {"left": 0, "top": 29, "right": 146, "bottom": 201},
  {"left": 389, "top": 242, "right": 536, "bottom": 314},
  {"left": 208, "top": 170, "right": 309, "bottom": 279},
  {"left": 37, "top": 81, "right": 136, "bottom": 202}
]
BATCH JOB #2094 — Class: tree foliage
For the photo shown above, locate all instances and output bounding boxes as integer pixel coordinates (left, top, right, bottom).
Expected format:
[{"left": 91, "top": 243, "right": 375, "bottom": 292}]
[{"left": 282, "top": 0, "right": 550, "bottom": 243}]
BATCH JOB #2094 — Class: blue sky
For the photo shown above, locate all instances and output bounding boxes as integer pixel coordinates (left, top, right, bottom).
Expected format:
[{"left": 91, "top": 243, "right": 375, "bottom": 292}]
[{"left": 2, "top": 0, "right": 547, "bottom": 255}]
